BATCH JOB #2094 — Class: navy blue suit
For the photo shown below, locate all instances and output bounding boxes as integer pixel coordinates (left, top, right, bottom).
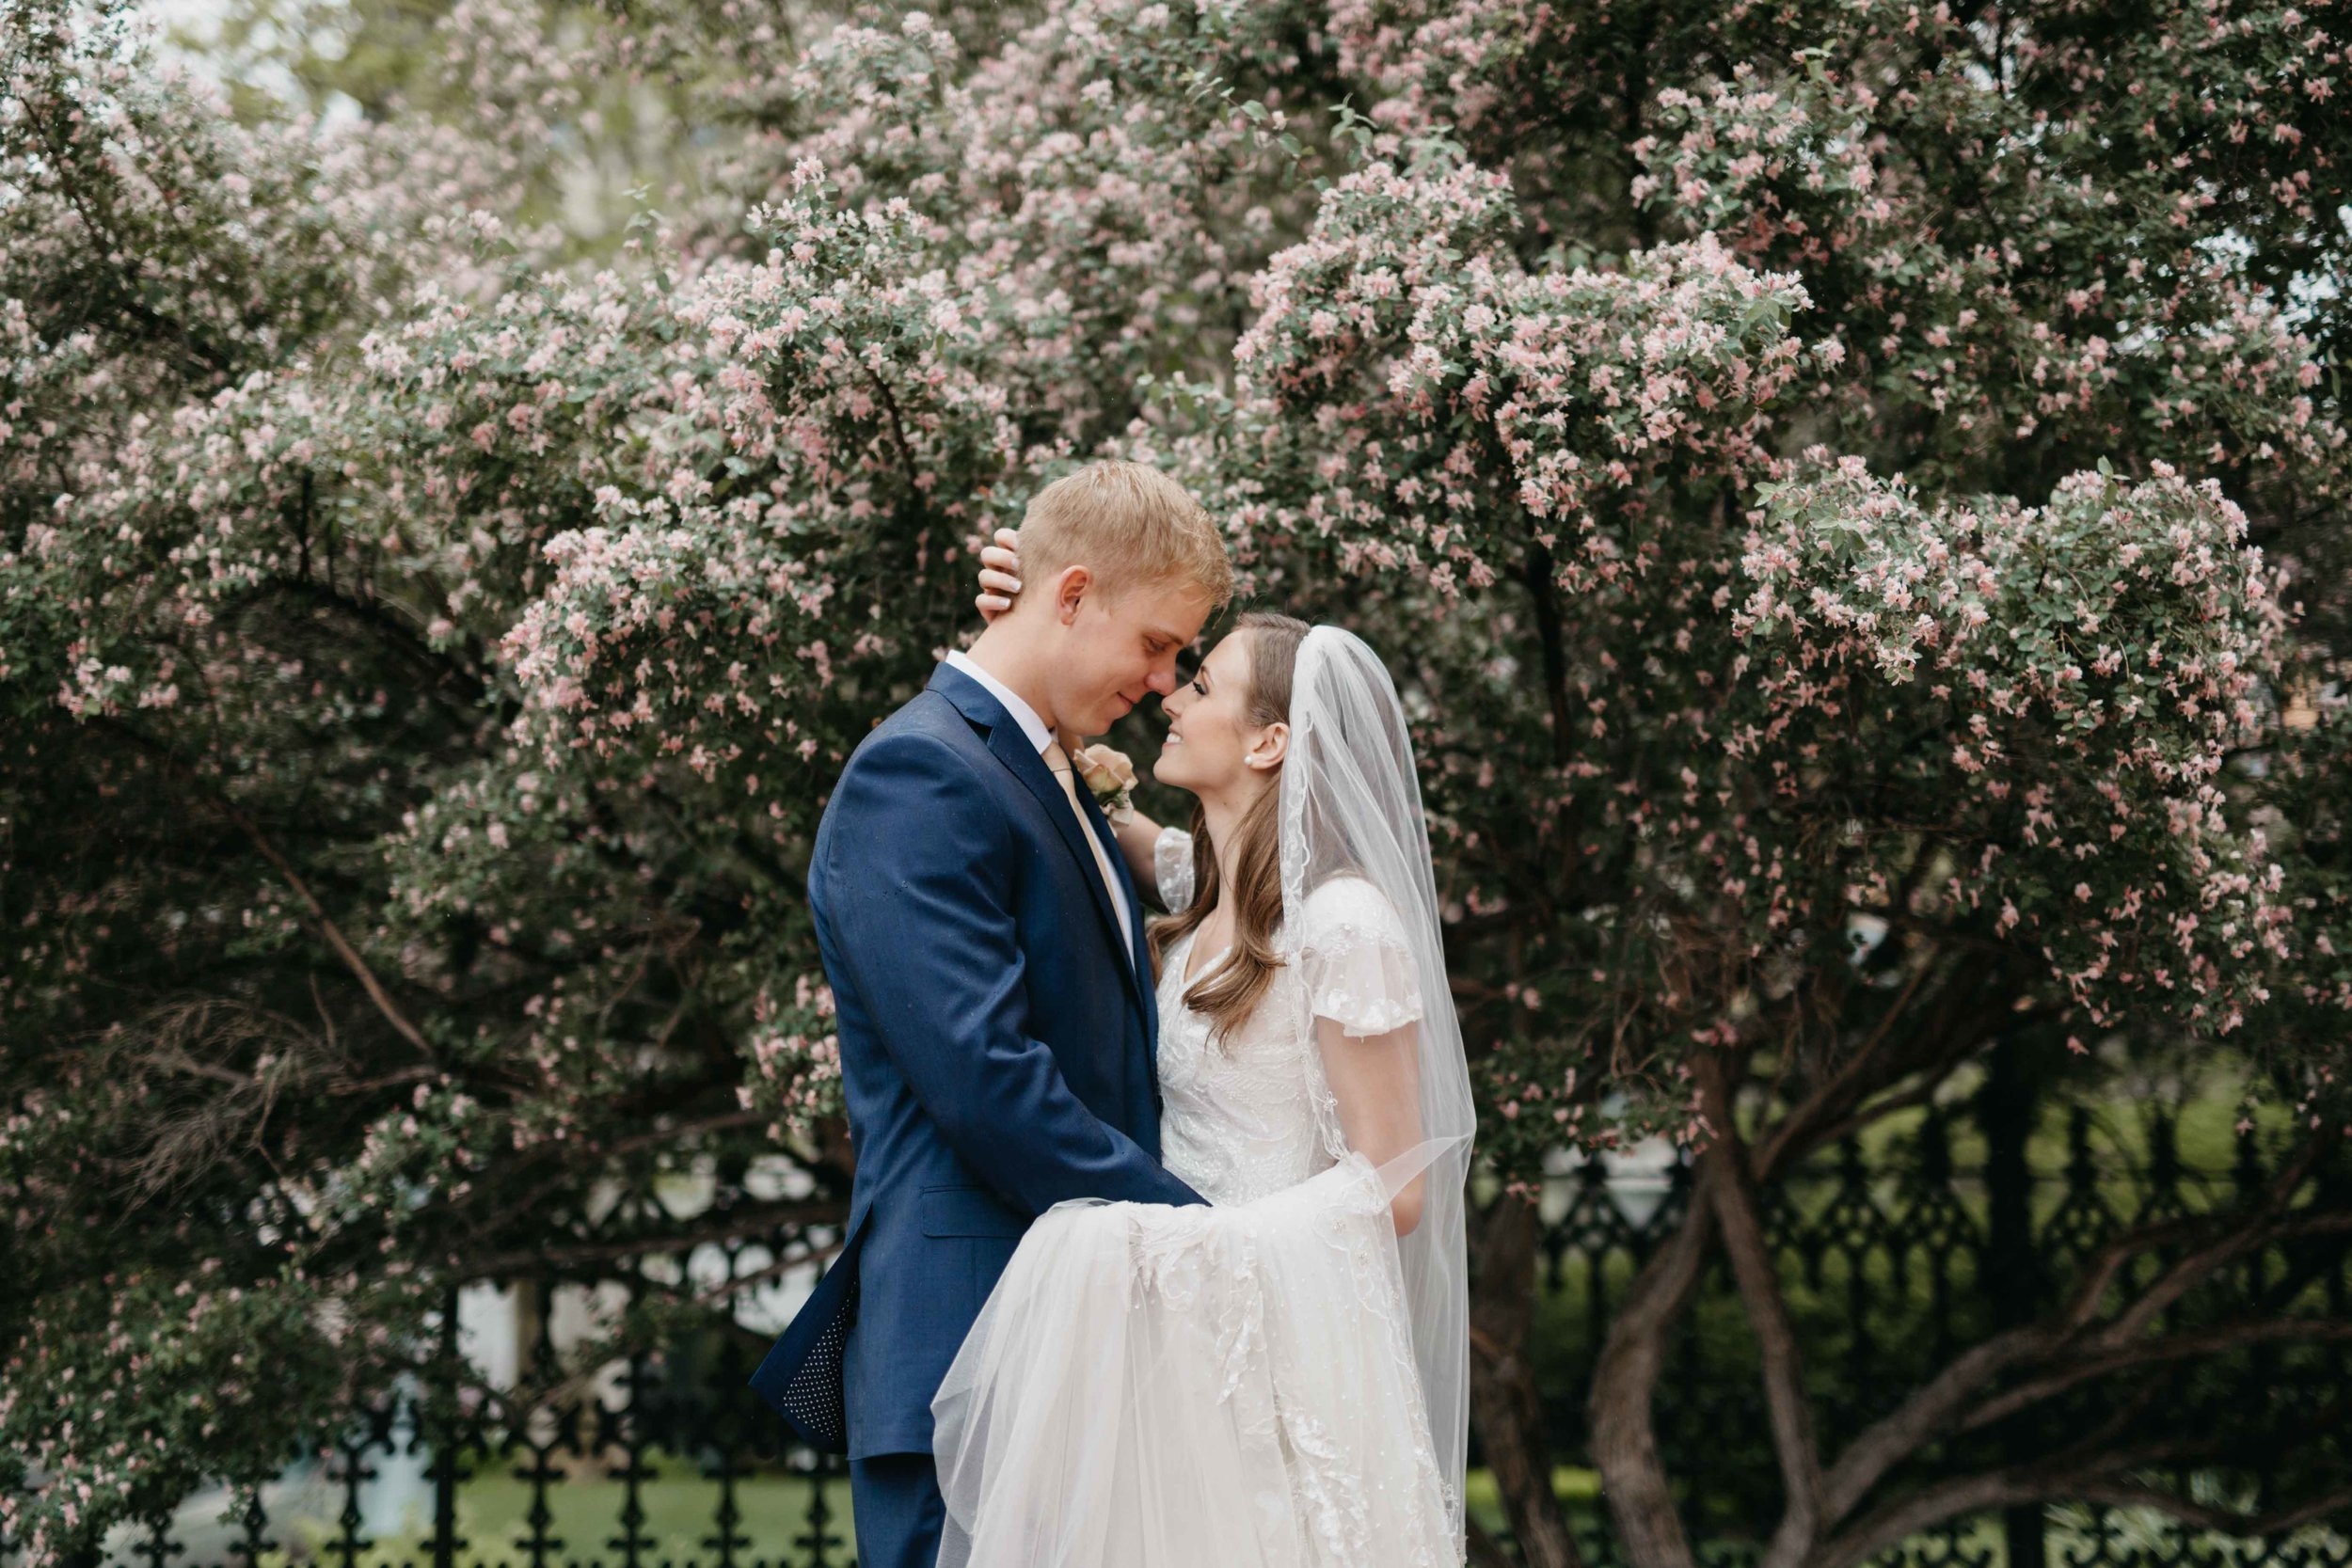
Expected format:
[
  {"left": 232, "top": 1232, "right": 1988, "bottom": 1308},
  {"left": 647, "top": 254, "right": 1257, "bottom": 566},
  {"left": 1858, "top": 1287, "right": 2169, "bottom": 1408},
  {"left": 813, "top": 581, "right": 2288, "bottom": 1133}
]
[{"left": 750, "top": 662, "right": 1204, "bottom": 1568}]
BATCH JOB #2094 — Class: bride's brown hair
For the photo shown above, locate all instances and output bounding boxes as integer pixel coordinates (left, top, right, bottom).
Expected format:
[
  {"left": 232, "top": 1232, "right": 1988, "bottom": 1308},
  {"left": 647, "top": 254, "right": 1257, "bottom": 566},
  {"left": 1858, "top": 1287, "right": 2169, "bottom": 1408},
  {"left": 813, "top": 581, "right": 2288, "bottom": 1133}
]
[{"left": 1147, "top": 610, "right": 1311, "bottom": 1043}]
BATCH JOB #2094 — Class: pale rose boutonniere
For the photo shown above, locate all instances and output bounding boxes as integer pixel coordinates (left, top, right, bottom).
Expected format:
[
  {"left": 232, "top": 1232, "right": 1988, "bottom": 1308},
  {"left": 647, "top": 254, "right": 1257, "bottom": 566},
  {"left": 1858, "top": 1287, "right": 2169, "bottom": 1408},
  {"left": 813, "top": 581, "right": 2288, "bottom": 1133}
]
[{"left": 1073, "top": 743, "right": 1138, "bottom": 825}]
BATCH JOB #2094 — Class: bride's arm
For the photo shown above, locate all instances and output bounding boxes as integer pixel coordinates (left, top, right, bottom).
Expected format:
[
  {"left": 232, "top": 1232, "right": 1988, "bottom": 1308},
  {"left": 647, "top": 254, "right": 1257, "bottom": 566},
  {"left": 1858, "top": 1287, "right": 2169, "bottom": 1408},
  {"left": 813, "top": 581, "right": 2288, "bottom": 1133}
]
[
  {"left": 1114, "top": 812, "right": 1170, "bottom": 891},
  {"left": 1142, "top": 819, "right": 1195, "bottom": 914},
  {"left": 1302, "top": 878, "right": 1432, "bottom": 1236},
  {"left": 1318, "top": 1020, "right": 1428, "bottom": 1236}
]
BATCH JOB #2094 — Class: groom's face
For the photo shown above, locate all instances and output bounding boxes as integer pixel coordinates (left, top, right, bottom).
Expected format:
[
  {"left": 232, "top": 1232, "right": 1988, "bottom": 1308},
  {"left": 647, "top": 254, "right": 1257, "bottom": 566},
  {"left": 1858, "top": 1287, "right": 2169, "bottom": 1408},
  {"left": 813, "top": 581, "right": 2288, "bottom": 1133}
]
[{"left": 1048, "top": 571, "right": 1216, "bottom": 737}]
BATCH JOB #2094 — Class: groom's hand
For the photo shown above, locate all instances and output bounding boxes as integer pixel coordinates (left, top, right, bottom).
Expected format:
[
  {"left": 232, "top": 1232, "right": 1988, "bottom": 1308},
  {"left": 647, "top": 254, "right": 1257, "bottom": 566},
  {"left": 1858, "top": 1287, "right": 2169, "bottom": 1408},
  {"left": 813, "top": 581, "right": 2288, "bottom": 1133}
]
[{"left": 975, "top": 527, "right": 1022, "bottom": 622}]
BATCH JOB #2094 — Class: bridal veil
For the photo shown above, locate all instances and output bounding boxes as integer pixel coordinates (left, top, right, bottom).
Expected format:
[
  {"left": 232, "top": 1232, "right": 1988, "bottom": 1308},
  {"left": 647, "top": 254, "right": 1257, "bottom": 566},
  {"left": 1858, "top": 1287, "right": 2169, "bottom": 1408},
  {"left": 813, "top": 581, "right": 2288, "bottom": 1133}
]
[{"left": 1279, "top": 625, "right": 1476, "bottom": 1545}]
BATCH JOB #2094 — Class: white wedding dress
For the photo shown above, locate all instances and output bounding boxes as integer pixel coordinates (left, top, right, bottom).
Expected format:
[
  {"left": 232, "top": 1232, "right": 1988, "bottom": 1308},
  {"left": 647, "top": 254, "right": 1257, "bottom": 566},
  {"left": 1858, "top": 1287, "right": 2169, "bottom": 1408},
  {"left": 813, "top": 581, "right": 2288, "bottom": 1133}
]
[{"left": 927, "top": 823, "right": 1465, "bottom": 1568}]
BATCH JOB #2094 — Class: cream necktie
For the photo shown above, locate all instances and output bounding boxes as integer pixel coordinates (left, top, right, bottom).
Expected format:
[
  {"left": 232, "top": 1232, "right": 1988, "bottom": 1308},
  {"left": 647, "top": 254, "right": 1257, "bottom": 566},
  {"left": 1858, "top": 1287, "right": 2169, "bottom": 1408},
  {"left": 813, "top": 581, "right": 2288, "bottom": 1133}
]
[{"left": 1043, "top": 740, "right": 1135, "bottom": 965}]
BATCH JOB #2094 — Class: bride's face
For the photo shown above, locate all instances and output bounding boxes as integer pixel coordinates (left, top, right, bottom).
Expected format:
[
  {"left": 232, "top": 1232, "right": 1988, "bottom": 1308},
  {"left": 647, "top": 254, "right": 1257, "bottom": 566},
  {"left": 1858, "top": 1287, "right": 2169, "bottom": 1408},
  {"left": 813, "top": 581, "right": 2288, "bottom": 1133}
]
[{"left": 1153, "top": 631, "right": 1285, "bottom": 797}]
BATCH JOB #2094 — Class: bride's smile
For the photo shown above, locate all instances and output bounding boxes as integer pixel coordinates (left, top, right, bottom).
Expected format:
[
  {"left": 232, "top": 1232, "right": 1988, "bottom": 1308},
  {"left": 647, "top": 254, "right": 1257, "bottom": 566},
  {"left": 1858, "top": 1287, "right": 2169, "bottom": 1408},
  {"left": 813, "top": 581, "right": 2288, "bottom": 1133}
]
[{"left": 1152, "top": 631, "right": 1286, "bottom": 796}]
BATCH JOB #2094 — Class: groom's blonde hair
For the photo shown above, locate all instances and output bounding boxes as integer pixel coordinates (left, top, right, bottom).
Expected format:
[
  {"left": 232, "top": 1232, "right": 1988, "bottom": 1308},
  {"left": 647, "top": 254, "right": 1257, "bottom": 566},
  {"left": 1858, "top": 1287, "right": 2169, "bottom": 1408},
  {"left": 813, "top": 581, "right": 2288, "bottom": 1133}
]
[{"left": 1017, "top": 459, "right": 1233, "bottom": 610}]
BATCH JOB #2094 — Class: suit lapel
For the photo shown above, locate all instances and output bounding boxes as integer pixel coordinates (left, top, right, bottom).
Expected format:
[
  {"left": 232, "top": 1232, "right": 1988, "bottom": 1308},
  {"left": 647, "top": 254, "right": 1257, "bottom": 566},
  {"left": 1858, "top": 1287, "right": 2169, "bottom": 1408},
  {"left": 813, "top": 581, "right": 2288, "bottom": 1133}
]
[
  {"left": 931, "top": 666, "right": 1151, "bottom": 1022},
  {"left": 1073, "top": 771, "right": 1159, "bottom": 1058}
]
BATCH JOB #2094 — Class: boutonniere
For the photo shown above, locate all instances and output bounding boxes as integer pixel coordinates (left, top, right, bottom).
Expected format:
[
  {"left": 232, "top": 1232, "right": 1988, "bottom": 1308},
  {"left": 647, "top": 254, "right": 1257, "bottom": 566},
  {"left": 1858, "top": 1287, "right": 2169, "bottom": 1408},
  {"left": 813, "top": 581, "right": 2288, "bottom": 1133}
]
[{"left": 1073, "top": 743, "right": 1138, "bottom": 824}]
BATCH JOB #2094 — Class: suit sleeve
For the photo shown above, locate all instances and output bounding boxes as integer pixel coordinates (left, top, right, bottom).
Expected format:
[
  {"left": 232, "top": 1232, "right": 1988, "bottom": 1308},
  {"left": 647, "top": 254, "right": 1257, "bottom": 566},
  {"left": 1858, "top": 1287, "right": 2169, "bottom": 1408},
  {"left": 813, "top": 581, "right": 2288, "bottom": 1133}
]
[{"left": 819, "top": 732, "right": 1206, "bottom": 1214}]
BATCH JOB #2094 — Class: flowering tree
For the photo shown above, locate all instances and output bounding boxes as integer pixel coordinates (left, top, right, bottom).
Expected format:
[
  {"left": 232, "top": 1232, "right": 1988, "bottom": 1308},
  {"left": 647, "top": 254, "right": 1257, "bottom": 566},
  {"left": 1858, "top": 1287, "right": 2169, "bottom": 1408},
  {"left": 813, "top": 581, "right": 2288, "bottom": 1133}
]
[
  {"left": 1205, "top": 11, "right": 2352, "bottom": 1561},
  {"left": 4, "top": 0, "right": 2348, "bottom": 1563}
]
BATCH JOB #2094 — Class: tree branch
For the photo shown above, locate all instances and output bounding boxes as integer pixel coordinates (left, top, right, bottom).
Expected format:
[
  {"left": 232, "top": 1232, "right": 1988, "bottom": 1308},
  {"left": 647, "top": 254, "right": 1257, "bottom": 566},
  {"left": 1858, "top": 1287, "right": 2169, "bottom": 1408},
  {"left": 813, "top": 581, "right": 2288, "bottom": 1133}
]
[
  {"left": 594, "top": 1110, "right": 768, "bottom": 1162},
  {"left": 96, "top": 716, "right": 437, "bottom": 1059},
  {"left": 456, "top": 1197, "right": 845, "bottom": 1279},
  {"left": 1817, "top": 1131, "right": 2347, "bottom": 1523},
  {"left": 1818, "top": 1318, "right": 2057, "bottom": 1522},
  {"left": 1754, "top": 953, "right": 1995, "bottom": 1178},
  {"left": 1809, "top": 1434, "right": 2351, "bottom": 1568},
  {"left": 691, "top": 1235, "right": 846, "bottom": 1307},
  {"left": 863, "top": 364, "right": 921, "bottom": 492},
  {"left": 1518, "top": 538, "right": 1577, "bottom": 769},
  {"left": 228, "top": 575, "right": 497, "bottom": 711},
  {"left": 228, "top": 791, "right": 437, "bottom": 1058},
  {"left": 1960, "top": 1316, "right": 2352, "bottom": 1432},
  {"left": 2069, "top": 1481, "right": 2352, "bottom": 1541},
  {"left": 2087, "top": 1132, "right": 2344, "bottom": 1345},
  {"left": 1468, "top": 1193, "right": 1587, "bottom": 1568},
  {"left": 1588, "top": 1161, "right": 1720, "bottom": 1568},
  {"left": 1695, "top": 1053, "right": 1828, "bottom": 1568},
  {"left": 1806, "top": 1469, "right": 2042, "bottom": 1568},
  {"left": 1795, "top": 1072, "right": 1950, "bottom": 1159}
]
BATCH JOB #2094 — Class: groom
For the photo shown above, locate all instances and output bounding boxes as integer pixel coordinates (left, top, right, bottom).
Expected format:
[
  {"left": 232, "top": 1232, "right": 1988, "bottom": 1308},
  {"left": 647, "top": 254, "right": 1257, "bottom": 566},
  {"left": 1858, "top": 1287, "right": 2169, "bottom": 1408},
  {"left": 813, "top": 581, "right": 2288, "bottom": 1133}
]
[{"left": 750, "top": 459, "right": 1231, "bottom": 1568}]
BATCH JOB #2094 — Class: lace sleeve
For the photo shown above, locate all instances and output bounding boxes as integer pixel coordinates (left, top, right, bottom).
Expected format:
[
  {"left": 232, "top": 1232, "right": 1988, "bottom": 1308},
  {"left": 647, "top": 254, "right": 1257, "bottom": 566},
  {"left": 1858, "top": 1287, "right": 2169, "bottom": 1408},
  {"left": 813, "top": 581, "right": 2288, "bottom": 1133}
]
[
  {"left": 1154, "top": 825, "right": 1196, "bottom": 914},
  {"left": 1299, "top": 877, "right": 1424, "bottom": 1037}
]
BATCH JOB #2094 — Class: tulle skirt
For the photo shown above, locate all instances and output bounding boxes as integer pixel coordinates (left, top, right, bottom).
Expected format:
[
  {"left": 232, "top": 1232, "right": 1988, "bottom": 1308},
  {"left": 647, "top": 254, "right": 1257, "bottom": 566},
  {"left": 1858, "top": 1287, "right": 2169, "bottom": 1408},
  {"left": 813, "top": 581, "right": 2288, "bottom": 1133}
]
[{"left": 930, "top": 1153, "right": 1462, "bottom": 1568}]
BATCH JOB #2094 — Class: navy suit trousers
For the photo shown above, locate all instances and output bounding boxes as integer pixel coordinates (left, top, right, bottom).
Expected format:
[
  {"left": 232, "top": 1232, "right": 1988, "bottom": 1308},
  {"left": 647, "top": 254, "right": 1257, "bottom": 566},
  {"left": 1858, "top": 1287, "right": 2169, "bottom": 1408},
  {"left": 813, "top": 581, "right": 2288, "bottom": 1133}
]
[{"left": 849, "top": 1451, "right": 946, "bottom": 1568}]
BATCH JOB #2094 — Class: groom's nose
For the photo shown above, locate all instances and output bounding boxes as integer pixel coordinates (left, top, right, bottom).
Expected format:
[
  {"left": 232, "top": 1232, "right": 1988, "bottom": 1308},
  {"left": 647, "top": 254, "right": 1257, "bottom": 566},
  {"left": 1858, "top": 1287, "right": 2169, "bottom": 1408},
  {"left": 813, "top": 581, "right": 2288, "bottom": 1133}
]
[{"left": 1145, "top": 662, "right": 1179, "bottom": 697}]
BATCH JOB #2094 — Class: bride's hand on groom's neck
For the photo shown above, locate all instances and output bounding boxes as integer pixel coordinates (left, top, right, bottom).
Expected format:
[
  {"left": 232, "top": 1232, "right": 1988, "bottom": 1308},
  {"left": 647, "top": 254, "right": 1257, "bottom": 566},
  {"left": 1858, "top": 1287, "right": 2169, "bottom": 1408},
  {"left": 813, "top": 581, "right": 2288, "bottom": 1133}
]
[{"left": 976, "top": 527, "right": 1023, "bottom": 622}]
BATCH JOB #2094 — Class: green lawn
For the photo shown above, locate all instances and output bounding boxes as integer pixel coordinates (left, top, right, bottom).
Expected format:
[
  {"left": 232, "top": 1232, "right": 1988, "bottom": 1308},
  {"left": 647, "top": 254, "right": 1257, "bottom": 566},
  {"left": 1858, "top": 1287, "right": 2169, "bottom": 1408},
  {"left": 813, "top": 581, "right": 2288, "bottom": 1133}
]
[{"left": 251, "top": 1458, "right": 2339, "bottom": 1567}]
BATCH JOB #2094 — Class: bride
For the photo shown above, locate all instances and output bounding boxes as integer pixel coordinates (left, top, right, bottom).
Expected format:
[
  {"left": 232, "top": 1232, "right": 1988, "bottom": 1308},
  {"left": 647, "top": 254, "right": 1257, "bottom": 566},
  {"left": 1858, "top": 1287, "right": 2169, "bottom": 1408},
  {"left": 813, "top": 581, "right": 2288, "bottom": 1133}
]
[{"left": 931, "top": 541, "right": 1476, "bottom": 1567}]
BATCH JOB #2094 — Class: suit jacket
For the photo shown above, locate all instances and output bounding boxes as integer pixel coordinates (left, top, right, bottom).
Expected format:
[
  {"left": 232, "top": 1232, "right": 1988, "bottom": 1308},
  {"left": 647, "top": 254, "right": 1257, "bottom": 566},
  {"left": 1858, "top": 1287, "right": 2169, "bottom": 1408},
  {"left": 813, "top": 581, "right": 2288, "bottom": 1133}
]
[{"left": 749, "top": 661, "right": 1205, "bottom": 1458}]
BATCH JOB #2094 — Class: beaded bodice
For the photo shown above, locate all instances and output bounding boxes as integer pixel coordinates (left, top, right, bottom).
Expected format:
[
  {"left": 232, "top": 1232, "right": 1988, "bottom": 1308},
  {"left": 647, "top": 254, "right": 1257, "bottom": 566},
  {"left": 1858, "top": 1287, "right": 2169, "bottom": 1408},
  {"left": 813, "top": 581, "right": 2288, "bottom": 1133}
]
[{"left": 1150, "top": 828, "right": 1423, "bottom": 1206}]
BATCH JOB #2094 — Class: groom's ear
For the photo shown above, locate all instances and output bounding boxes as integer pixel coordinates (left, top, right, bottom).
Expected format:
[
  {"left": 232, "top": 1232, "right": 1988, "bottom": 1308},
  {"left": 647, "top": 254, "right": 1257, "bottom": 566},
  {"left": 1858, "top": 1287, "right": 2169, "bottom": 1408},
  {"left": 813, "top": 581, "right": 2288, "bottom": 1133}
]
[
  {"left": 1245, "top": 721, "right": 1290, "bottom": 771},
  {"left": 1052, "top": 564, "right": 1094, "bottom": 625}
]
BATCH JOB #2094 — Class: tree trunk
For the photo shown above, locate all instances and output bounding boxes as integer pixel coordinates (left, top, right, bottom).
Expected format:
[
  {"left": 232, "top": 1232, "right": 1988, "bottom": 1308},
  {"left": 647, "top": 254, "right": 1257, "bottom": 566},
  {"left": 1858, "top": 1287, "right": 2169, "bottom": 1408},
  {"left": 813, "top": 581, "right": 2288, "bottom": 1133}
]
[
  {"left": 1588, "top": 1164, "right": 1721, "bottom": 1568},
  {"left": 1470, "top": 1191, "right": 1585, "bottom": 1568},
  {"left": 1978, "top": 1034, "right": 2049, "bottom": 1568}
]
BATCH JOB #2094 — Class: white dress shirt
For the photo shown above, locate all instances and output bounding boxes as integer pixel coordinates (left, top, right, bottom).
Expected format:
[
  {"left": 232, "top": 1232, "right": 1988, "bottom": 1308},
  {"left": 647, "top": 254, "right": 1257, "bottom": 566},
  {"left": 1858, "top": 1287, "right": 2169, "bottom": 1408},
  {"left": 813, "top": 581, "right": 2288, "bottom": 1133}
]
[
  {"left": 943, "top": 650, "right": 1135, "bottom": 962},
  {"left": 945, "top": 649, "right": 1054, "bottom": 753}
]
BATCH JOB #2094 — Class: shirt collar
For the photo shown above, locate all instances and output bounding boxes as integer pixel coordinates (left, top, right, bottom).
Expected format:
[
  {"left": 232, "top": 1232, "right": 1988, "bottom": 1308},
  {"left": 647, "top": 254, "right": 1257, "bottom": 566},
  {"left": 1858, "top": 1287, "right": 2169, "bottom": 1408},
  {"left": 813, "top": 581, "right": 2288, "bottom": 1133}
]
[{"left": 944, "top": 649, "right": 1055, "bottom": 755}]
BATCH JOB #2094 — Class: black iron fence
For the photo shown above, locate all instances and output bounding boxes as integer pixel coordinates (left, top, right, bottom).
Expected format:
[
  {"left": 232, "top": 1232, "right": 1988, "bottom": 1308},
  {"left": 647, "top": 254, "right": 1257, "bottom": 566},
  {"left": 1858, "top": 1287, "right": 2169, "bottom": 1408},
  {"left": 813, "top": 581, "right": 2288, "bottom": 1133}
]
[
  {"left": 1532, "top": 1073, "right": 2352, "bottom": 1568},
  {"left": 10, "top": 1082, "right": 2349, "bottom": 1568}
]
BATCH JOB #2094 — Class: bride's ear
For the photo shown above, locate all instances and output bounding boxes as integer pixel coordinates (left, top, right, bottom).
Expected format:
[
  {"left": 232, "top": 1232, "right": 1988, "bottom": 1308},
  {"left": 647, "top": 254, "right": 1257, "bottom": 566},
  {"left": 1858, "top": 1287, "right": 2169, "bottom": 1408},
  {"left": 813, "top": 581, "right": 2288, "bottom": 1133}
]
[{"left": 1244, "top": 721, "right": 1289, "bottom": 772}]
